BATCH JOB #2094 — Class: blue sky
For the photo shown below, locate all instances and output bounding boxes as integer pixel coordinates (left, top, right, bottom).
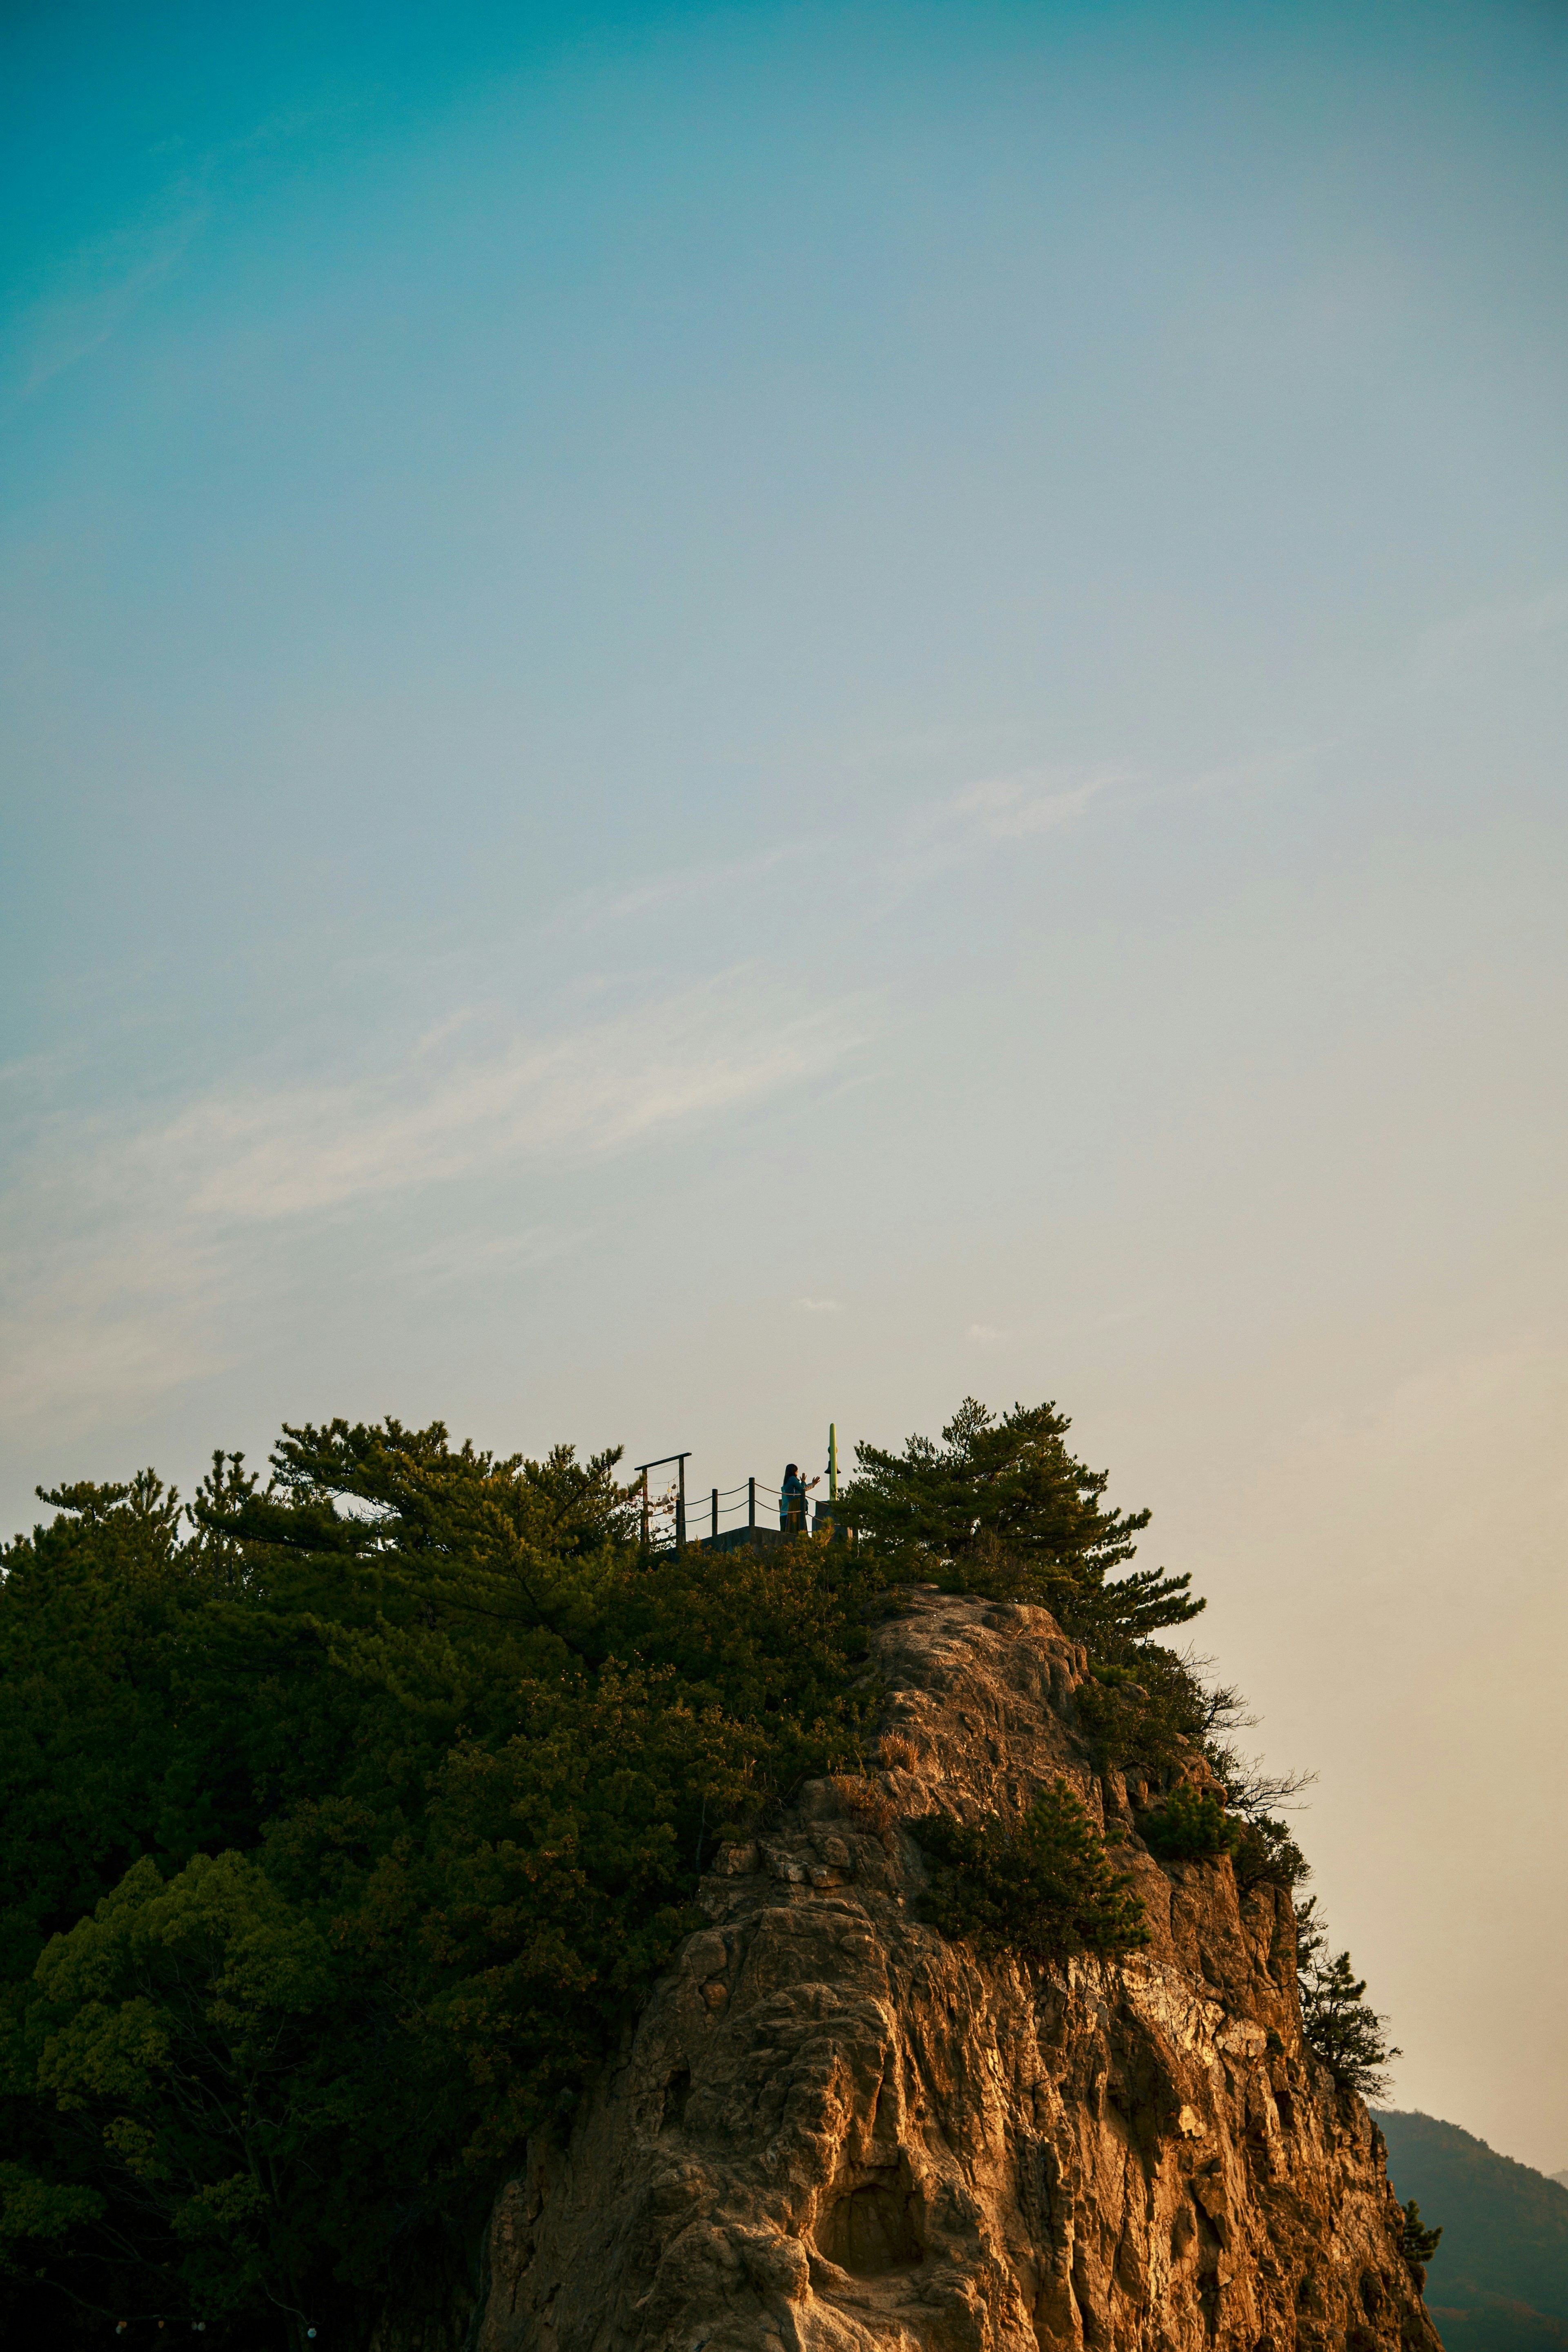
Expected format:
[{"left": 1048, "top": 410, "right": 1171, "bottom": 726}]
[{"left": 3, "top": 0, "right": 1567, "bottom": 2165}]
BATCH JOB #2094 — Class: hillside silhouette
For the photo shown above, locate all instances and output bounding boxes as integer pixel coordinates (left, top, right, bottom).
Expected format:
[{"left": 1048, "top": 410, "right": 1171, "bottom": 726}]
[{"left": 1376, "top": 2110, "right": 1568, "bottom": 2352}]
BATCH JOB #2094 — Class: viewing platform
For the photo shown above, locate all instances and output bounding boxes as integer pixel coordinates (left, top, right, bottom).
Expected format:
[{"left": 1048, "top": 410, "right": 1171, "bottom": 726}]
[{"left": 634, "top": 1433, "right": 846, "bottom": 1556}]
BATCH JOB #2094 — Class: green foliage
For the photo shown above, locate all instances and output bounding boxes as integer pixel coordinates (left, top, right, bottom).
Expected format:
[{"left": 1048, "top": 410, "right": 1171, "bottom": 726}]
[
  {"left": 1398, "top": 2198, "right": 1443, "bottom": 2268},
  {"left": 0, "top": 1392, "right": 1335, "bottom": 2349},
  {"left": 907, "top": 1782, "right": 1151, "bottom": 1967},
  {"left": 1229, "top": 1813, "right": 1311, "bottom": 1892},
  {"left": 838, "top": 1396, "right": 1203, "bottom": 1647},
  {"left": 0, "top": 1421, "right": 878, "bottom": 2348},
  {"left": 1077, "top": 1653, "right": 1312, "bottom": 1893},
  {"left": 1076, "top": 1646, "right": 1209, "bottom": 1768},
  {"left": 27, "top": 1850, "right": 400, "bottom": 2331},
  {"left": 1296, "top": 1898, "right": 1401, "bottom": 2100},
  {"left": 1140, "top": 1782, "right": 1238, "bottom": 1862}
]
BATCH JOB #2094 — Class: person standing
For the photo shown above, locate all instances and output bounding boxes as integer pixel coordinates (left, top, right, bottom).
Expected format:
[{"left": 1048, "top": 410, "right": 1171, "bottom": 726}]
[{"left": 779, "top": 1461, "right": 819, "bottom": 1535}]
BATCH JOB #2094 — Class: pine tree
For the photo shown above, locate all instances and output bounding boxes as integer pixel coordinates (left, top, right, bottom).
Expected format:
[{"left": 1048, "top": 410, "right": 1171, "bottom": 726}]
[
  {"left": 1296, "top": 1898, "right": 1401, "bottom": 2098},
  {"left": 838, "top": 1396, "right": 1202, "bottom": 1645},
  {"left": 1396, "top": 2197, "right": 1443, "bottom": 2282}
]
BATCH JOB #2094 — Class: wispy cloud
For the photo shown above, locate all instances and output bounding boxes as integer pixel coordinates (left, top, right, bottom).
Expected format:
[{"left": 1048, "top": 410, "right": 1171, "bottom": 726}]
[
  {"left": 794, "top": 1297, "right": 842, "bottom": 1314},
  {"left": 1, "top": 102, "right": 360, "bottom": 411},
  {"left": 1, "top": 189, "right": 210, "bottom": 408},
  {"left": 0, "top": 977, "right": 869, "bottom": 1421},
  {"left": 147, "top": 982, "right": 860, "bottom": 1223},
  {"left": 947, "top": 773, "right": 1112, "bottom": 839},
  {"left": 551, "top": 843, "right": 818, "bottom": 935},
  {"left": 400, "top": 1225, "right": 572, "bottom": 1292},
  {"left": 893, "top": 765, "right": 1121, "bottom": 889}
]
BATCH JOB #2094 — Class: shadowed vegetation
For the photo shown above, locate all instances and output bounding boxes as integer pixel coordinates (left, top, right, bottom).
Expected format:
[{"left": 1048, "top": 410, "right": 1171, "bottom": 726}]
[{"left": 0, "top": 1394, "right": 1358, "bottom": 2348}]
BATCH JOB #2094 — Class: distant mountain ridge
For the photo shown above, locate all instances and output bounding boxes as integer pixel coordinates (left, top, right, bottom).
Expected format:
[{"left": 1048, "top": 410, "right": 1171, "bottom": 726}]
[{"left": 1374, "top": 2111, "right": 1568, "bottom": 2352}]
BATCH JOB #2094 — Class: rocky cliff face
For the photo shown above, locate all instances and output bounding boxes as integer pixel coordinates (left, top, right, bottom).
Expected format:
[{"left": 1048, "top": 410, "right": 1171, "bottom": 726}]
[{"left": 464, "top": 1589, "right": 1439, "bottom": 2352}]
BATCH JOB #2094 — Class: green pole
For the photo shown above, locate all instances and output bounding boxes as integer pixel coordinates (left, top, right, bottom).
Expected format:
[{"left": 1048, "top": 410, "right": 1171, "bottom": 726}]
[{"left": 828, "top": 1422, "right": 838, "bottom": 1501}]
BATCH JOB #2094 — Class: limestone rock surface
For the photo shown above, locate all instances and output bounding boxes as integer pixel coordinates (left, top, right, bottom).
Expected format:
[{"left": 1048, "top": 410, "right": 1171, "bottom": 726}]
[{"left": 466, "top": 1589, "right": 1439, "bottom": 2352}]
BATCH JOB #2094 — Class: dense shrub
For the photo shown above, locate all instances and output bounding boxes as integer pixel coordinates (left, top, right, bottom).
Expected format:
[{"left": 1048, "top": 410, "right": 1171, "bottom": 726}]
[
  {"left": 906, "top": 1782, "right": 1150, "bottom": 1966},
  {"left": 1138, "top": 1786, "right": 1309, "bottom": 1889},
  {"left": 1075, "top": 1648, "right": 1209, "bottom": 1769},
  {"left": 1396, "top": 2197, "right": 1443, "bottom": 2276},
  {"left": 1231, "top": 1813, "right": 1311, "bottom": 1892},
  {"left": 1139, "top": 1782, "right": 1238, "bottom": 1862}
]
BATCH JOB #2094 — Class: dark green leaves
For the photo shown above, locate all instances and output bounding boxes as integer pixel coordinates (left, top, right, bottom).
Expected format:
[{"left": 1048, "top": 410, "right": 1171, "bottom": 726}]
[
  {"left": 1140, "top": 1783, "right": 1238, "bottom": 1862},
  {"left": 907, "top": 1782, "right": 1150, "bottom": 1967},
  {"left": 1296, "top": 1899, "right": 1401, "bottom": 2099},
  {"left": 836, "top": 1396, "right": 1202, "bottom": 1648},
  {"left": 0, "top": 1424, "right": 877, "bottom": 2344},
  {"left": 1396, "top": 2198, "right": 1443, "bottom": 2270}
]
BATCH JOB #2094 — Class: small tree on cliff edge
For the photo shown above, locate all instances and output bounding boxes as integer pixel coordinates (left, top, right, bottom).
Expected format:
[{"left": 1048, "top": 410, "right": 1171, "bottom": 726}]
[
  {"left": 838, "top": 1396, "right": 1203, "bottom": 1648},
  {"left": 1296, "top": 1899, "right": 1401, "bottom": 2100}
]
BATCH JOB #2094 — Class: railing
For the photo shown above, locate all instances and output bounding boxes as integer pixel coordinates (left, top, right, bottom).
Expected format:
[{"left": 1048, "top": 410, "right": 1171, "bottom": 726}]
[{"left": 637, "top": 1471, "right": 839, "bottom": 1554}]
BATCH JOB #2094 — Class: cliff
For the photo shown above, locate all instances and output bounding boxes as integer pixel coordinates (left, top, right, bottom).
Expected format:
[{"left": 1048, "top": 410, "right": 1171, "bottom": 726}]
[{"left": 463, "top": 1588, "right": 1439, "bottom": 2352}]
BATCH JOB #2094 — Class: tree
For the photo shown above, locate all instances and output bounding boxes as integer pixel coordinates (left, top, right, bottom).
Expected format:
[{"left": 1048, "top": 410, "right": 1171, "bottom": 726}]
[
  {"left": 1396, "top": 2197, "right": 1442, "bottom": 2283},
  {"left": 1296, "top": 1900, "right": 1400, "bottom": 2099},
  {"left": 838, "top": 1397, "right": 1202, "bottom": 1647},
  {"left": 28, "top": 1853, "right": 364, "bottom": 2352}
]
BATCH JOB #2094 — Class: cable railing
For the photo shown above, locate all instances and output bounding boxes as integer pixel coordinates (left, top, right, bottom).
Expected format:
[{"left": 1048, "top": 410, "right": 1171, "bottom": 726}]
[
  {"left": 635, "top": 1455, "right": 844, "bottom": 1555},
  {"left": 635, "top": 1430, "right": 846, "bottom": 1561}
]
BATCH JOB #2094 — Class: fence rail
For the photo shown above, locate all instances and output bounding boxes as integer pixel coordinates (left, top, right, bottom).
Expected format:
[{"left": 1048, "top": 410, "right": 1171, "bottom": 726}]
[{"left": 636, "top": 1466, "right": 843, "bottom": 1554}]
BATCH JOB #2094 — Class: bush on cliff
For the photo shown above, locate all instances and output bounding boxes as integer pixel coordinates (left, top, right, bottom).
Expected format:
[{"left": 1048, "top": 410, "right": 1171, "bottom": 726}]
[
  {"left": 839, "top": 1403, "right": 1314, "bottom": 1870},
  {"left": 1396, "top": 2198, "right": 1443, "bottom": 2276},
  {"left": 1229, "top": 1813, "right": 1311, "bottom": 1892},
  {"left": 1139, "top": 1782, "right": 1238, "bottom": 1861},
  {"left": 906, "top": 1782, "right": 1151, "bottom": 1966},
  {"left": 1074, "top": 1648, "right": 1210, "bottom": 1768}
]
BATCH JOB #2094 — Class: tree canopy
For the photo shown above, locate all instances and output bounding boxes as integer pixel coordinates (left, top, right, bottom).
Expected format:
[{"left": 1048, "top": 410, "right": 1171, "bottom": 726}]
[
  {"left": 0, "top": 1421, "right": 873, "bottom": 2351},
  {"left": 837, "top": 1396, "right": 1203, "bottom": 1647}
]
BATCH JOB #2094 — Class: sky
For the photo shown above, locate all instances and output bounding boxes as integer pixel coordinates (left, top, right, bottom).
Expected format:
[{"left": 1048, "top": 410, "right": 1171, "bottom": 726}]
[{"left": 2, "top": 0, "right": 1566, "bottom": 2171}]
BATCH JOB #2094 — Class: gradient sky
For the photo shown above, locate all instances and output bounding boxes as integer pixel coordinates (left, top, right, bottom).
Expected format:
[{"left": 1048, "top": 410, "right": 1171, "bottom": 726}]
[{"left": 3, "top": 0, "right": 1566, "bottom": 2171}]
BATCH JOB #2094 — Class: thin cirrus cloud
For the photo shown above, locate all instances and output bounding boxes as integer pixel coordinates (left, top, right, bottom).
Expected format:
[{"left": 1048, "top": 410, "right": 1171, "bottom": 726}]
[
  {"left": 949, "top": 773, "right": 1118, "bottom": 839},
  {"left": 1407, "top": 579, "right": 1568, "bottom": 687},
  {"left": 890, "top": 768, "right": 1120, "bottom": 891},
  {"left": 149, "top": 979, "right": 867, "bottom": 1223},
  {"left": 3, "top": 185, "right": 210, "bottom": 408},
  {"left": 551, "top": 844, "right": 816, "bottom": 935},
  {"left": 0, "top": 979, "right": 869, "bottom": 1422},
  {"left": 3, "top": 102, "right": 364, "bottom": 411}
]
